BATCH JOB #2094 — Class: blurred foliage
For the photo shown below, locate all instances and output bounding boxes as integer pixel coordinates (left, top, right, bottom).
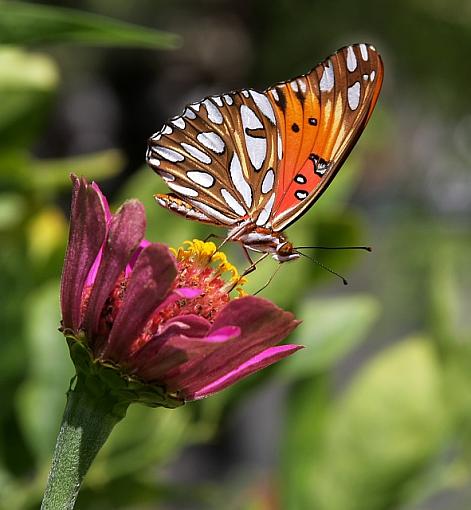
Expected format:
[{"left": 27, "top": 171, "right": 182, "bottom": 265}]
[
  {"left": 0, "top": 1, "right": 181, "bottom": 48},
  {"left": 1, "top": 1, "right": 470, "bottom": 509}
]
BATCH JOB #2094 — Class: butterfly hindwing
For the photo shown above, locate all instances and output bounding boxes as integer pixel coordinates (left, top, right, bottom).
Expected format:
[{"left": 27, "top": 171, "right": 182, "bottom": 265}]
[{"left": 147, "top": 90, "right": 280, "bottom": 226}]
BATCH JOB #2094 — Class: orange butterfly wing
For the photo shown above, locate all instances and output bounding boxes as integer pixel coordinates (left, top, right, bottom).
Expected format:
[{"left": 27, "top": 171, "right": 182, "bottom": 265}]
[
  {"left": 147, "top": 44, "right": 383, "bottom": 235},
  {"left": 267, "top": 43, "right": 383, "bottom": 231}
]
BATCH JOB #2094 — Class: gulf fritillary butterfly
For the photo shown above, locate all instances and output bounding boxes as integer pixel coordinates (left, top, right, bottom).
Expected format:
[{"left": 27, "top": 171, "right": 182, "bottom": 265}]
[{"left": 147, "top": 44, "right": 383, "bottom": 263}]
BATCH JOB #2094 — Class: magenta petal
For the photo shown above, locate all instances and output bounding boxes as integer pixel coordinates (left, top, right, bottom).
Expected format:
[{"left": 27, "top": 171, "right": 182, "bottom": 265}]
[
  {"left": 175, "top": 287, "right": 202, "bottom": 299},
  {"left": 83, "top": 199, "right": 146, "bottom": 345},
  {"left": 128, "top": 315, "right": 212, "bottom": 379},
  {"left": 101, "top": 243, "right": 177, "bottom": 361},
  {"left": 164, "top": 296, "right": 299, "bottom": 393},
  {"left": 125, "top": 239, "right": 151, "bottom": 276},
  {"left": 85, "top": 182, "right": 114, "bottom": 286},
  {"left": 187, "top": 344, "right": 303, "bottom": 400},
  {"left": 204, "top": 326, "right": 240, "bottom": 343},
  {"left": 60, "top": 175, "right": 107, "bottom": 331},
  {"left": 91, "top": 181, "right": 112, "bottom": 221}
]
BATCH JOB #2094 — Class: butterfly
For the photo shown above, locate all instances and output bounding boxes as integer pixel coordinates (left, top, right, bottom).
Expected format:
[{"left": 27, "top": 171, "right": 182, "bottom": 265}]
[{"left": 146, "top": 44, "right": 383, "bottom": 263}]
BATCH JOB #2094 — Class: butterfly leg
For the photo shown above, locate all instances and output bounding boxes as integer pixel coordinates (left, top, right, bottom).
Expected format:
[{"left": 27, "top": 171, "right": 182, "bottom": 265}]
[
  {"left": 227, "top": 252, "right": 269, "bottom": 293},
  {"left": 241, "top": 245, "right": 255, "bottom": 266},
  {"left": 241, "top": 253, "right": 269, "bottom": 278},
  {"left": 254, "top": 264, "right": 282, "bottom": 295}
]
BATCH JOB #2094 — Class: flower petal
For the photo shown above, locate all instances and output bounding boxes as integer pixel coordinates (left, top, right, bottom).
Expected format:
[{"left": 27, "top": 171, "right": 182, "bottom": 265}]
[
  {"left": 85, "top": 182, "right": 113, "bottom": 287},
  {"left": 125, "top": 239, "right": 151, "bottom": 276},
  {"left": 164, "top": 296, "right": 300, "bottom": 393},
  {"left": 60, "top": 175, "right": 107, "bottom": 331},
  {"left": 83, "top": 199, "right": 146, "bottom": 346},
  {"left": 128, "top": 314, "right": 212, "bottom": 379},
  {"left": 187, "top": 344, "right": 303, "bottom": 400},
  {"left": 101, "top": 243, "right": 177, "bottom": 361}
]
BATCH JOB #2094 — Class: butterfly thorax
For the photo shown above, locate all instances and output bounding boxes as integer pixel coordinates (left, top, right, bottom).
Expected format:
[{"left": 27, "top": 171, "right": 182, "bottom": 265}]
[{"left": 229, "top": 224, "right": 300, "bottom": 263}]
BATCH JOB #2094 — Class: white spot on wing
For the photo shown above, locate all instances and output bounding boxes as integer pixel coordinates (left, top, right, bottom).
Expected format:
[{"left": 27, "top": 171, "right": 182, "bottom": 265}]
[
  {"left": 277, "top": 132, "right": 283, "bottom": 160},
  {"left": 370, "top": 70, "right": 376, "bottom": 81},
  {"left": 181, "top": 142, "right": 212, "bottom": 164},
  {"left": 202, "top": 99, "right": 223, "bottom": 124},
  {"left": 221, "top": 188, "right": 246, "bottom": 216},
  {"left": 299, "top": 79, "right": 307, "bottom": 93},
  {"left": 197, "top": 132, "right": 225, "bottom": 154},
  {"left": 189, "top": 199, "right": 236, "bottom": 225},
  {"left": 150, "top": 133, "right": 161, "bottom": 141},
  {"left": 152, "top": 146, "right": 184, "bottom": 162},
  {"left": 363, "top": 74, "right": 369, "bottom": 81},
  {"left": 223, "top": 94, "right": 234, "bottom": 105},
  {"left": 187, "top": 171, "right": 215, "bottom": 188},
  {"left": 147, "top": 157, "right": 160, "bottom": 167},
  {"left": 190, "top": 102, "right": 201, "bottom": 112},
  {"left": 242, "top": 90, "right": 250, "bottom": 98},
  {"left": 271, "top": 88, "right": 279, "bottom": 102},
  {"left": 157, "top": 170, "right": 174, "bottom": 181},
  {"left": 359, "top": 44, "right": 369, "bottom": 61},
  {"left": 290, "top": 81, "right": 299, "bottom": 92},
  {"left": 172, "top": 117, "right": 185, "bottom": 129},
  {"left": 167, "top": 182, "right": 199, "bottom": 198},
  {"left": 229, "top": 153, "right": 252, "bottom": 208},
  {"left": 184, "top": 108, "right": 197, "bottom": 119},
  {"left": 249, "top": 90, "right": 276, "bottom": 124},
  {"left": 240, "top": 104, "right": 267, "bottom": 171},
  {"left": 347, "top": 81, "right": 361, "bottom": 110},
  {"left": 346, "top": 46, "right": 357, "bottom": 72},
  {"left": 261, "top": 168, "right": 275, "bottom": 194},
  {"left": 319, "top": 60, "right": 335, "bottom": 92},
  {"left": 212, "top": 96, "right": 223, "bottom": 107},
  {"left": 256, "top": 194, "right": 275, "bottom": 226},
  {"left": 162, "top": 125, "right": 173, "bottom": 135}
]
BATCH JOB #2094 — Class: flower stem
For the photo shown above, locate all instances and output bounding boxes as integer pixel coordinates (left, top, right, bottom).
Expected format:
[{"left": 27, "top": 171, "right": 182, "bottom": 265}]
[{"left": 41, "top": 374, "right": 129, "bottom": 510}]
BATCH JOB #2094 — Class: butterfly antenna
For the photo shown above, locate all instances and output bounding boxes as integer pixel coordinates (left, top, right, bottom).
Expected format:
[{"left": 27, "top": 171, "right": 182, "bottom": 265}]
[
  {"left": 295, "top": 245, "right": 372, "bottom": 252},
  {"left": 297, "top": 251, "right": 348, "bottom": 285},
  {"left": 253, "top": 264, "right": 282, "bottom": 296}
]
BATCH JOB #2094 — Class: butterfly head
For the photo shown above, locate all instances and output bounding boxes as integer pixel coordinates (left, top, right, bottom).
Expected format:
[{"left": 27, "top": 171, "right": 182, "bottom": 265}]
[{"left": 274, "top": 241, "right": 300, "bottom": 263}]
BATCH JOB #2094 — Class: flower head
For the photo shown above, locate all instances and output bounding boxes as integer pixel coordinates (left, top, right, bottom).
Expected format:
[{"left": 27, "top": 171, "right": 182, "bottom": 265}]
[{"left": 61, "top": 175, "right": 302, "bottom": 407}]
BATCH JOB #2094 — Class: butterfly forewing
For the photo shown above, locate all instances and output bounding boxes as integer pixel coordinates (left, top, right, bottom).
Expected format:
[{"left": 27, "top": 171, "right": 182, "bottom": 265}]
[
  {"left": 267, "top": 43, "right": 383, "bottom": 231},
  {"left": 147, "top": 43, "right": 383, "bottom": 235}
]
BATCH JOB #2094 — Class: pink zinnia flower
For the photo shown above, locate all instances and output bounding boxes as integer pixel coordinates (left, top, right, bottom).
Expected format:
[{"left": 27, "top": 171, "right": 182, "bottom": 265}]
[{"left": 60, "top": 175, "right": 302, "bottom": 406}]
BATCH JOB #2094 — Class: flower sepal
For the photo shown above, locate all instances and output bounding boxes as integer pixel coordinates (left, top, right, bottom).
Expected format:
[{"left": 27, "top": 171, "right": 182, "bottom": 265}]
[{"left": 66, "top": 334, "right": 185, "bottom": 412}]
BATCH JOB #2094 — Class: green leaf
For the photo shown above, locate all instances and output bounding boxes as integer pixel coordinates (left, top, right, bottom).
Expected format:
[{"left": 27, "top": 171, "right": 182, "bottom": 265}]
[
  {"left": 286, "top": 337, "right": 449, "bottom": 510},
  {"left": 88, "top": 405, "right": 193, "bottom": 484},
  {"left": 0, "top": 47, "right": 59, "bottom": 149},
  {"left": 0, "top": 1, "right": 181, "bottom": 49},
  {"left": 15, "top": 280, "right": 74, "bottom": 464},
  {"left": 280, "top": 294, "right": 380, "bottom": 379},
  {"left": 29, "top": 149, "right": 126, "bottom": 191}
]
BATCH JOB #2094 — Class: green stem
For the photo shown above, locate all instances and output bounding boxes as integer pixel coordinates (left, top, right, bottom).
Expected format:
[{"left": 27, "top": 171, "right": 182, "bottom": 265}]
[{"left": 41, "top": 375, "right": 129, "bottom": 510}]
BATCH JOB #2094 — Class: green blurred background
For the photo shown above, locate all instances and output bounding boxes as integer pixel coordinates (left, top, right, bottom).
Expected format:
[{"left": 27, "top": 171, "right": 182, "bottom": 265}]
[{"left": 1, "top": 1, "right": 470, "bottom": 508}]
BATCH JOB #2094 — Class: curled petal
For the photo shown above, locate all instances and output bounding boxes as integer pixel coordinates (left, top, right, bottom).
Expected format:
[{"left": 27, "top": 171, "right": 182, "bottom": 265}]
[
  {"left": 128, "top": 314, "right": 212, "bottom": 379},
  {"left": 101, "top": 243, "right": 177, "bottom": 361},
  {"left": 60, "top": 175, "right": 107, "bottom": 331},
  {"left": 204, "top": 326, "right": 240, "bottom": 343},
  {"left": 125, "top": 239, "right": 151, "bottom": 276},
  {"left": 164, "top": 296, "right": 300, "bottom": 393},
  {"left": 85, "top": 182, "right": 114, "bottom": 287},
  {"left": 187, "top": 344, "right": 303, "bottom": 400},
  {"left": 83, "top": 200, "right": 146, "bottom": 346}
]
